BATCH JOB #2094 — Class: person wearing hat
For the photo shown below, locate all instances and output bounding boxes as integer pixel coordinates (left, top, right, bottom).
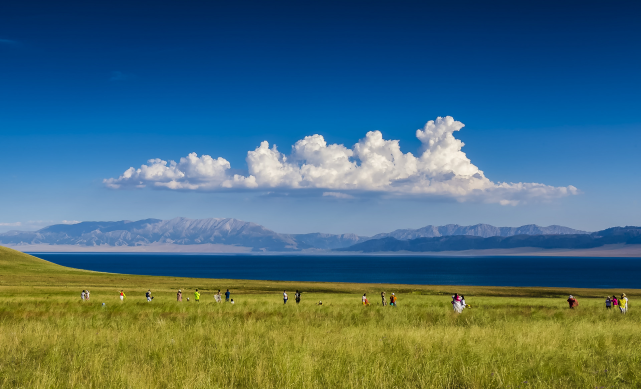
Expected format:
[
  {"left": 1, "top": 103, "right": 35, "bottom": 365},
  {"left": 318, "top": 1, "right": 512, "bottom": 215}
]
[
  {"left": 389, "top": 293, "right": 397, "bottom": 307},
  {"left": 619, "top": 294, "right": 627, "bottom": 314},
  {"left": 567, "top": 295, "right": 578, "bottom": 309},
  {"left": 177, "top": 289, "right": 182, "bottom": 302}
]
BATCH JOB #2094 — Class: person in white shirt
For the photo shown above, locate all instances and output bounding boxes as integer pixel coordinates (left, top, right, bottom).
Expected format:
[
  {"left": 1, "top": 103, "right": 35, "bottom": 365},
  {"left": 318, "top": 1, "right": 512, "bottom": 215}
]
[
  {"left": 283, "top": 291, "right": 288, "bottom": 304},
  {"left": 362, "top": 293, "right": 369, "bottom": 305},
  {"left": 81, "top": 290, "right": 86, "bottom": 301}
]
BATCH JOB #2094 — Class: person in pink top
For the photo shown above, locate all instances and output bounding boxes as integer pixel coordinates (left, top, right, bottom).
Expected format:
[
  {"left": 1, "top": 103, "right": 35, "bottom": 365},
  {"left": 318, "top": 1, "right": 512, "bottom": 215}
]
[{"left": 452, "top": 294, "right": 463, "bottom": 313}]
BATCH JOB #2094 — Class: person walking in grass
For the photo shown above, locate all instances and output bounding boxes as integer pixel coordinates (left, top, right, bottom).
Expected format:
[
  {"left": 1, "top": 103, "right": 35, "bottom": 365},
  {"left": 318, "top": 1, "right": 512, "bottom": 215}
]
[
  {"left": 146, "top": 290, "right": 153, "bottom": 302},
  {"left": 461, "top": 295, "right": 466, "bottom": 309},
  {"left": 225, "top": 289, "right": 230, "bottom": 302},
  {"left": 119, "top": 290, "right": 126, "bottom": 302},
  {"left": 452, "top": 294, "right": 463, "bottom": 313},
  {"left": 295, "top": 290, "right": 301, "bottom": 304},
  {"left": 86, "top": 290, "right": 90, "bottom": 301},
  {"left": 612, "top": 295, "right": 618, "bottom": 310},
  {"left": 215, "top": 290, "right": 222, "bottom": 303},
  {"left": 283, "top": 290, "right": 288, "bottom": 304},
  {"left": 362, "top": 293, "right": 369, "bottom": 305},
  {"left": 619, "top": 294, "right": 627, "bottom": 314},
  {"left": 567, "top": 295, "right": 578, "bottom": 309},
  {"left": 381, "top": 291, "right": 386, "bottom": 306},
  {"left": 177, "top": 290, "right": 182, "bottom": 302},
  {"left": 390, "top": 293, "right": 397, "bottom": 307},
  {"left": 606, "top": 296, "right": 612, "bottom": 310},
  {"left": 81, "top": 290, "right": 86, "bottom": 301},
  {"left": 194, "top": 289, "right": 201, "bottom": 302},
  {"left": 622, "top": 293, "right": 629, "bottom": 313}
]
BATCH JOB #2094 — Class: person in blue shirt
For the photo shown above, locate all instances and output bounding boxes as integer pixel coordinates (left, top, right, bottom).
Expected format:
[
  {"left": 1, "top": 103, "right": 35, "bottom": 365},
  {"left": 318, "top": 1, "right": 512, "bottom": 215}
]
[{"left": 225, "top": 289, "right": 230, "bottom": 302}]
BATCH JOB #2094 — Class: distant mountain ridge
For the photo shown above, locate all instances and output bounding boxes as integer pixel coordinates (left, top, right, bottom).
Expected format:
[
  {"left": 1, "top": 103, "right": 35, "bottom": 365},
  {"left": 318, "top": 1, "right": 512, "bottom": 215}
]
[
  {"left": 0, "top": 218, "right": 303, "bottom": 251},
  {"left": 372, "top": 224, "right": 587, "bottom": 240},
  {"left": 0, "top": 217, "right": 591, "bottom": 252},
  {"left": 0, "top": 217, "right": 371, "bottom": 251},
  {"left": 339, "top": 227, "right": 641, "bottom": 253}
]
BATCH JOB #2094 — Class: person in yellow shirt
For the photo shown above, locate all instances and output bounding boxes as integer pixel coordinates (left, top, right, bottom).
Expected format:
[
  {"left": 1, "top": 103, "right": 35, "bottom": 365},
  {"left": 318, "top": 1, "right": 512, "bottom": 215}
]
[
  {"left": 194, "top": 289, "right": 201, "bottom": 302},
  {"left": 619, "top": 294, "right": 627, "bottom": 314}
]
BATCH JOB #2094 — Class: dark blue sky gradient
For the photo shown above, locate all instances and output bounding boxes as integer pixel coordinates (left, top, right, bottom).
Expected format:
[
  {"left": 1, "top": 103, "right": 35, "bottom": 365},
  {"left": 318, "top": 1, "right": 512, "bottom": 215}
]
[{"left": 1, "top": 1, "right": 640, "bottom": 234}]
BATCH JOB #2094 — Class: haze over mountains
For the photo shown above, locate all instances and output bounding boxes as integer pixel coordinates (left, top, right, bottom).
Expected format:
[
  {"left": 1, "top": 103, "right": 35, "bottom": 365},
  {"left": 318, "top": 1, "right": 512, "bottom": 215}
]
[
  {"left": 372, "top": 224, "right": 587, "bottom": 240},
  {"left": 340, "top": 227, "right": 641, "bottom": 253},
  {"left": 0, "top": 217, "right": 593, "bottom": 252}
]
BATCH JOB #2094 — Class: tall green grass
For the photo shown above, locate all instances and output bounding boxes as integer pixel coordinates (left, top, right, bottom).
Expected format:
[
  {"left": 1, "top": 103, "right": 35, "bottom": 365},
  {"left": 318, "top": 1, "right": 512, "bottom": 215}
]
[
  {"left": 0, "top": 246, "right": 639, "bottom": 388},
  {"left": 0, "top": 292, "right": 638, "bottom": 388}
]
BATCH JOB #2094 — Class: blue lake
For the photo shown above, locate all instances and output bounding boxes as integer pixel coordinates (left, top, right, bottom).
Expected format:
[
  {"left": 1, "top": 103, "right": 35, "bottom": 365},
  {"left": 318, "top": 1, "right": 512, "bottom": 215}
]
[{"left": 29, "top": 253, "right": 641, "bottom": 289}]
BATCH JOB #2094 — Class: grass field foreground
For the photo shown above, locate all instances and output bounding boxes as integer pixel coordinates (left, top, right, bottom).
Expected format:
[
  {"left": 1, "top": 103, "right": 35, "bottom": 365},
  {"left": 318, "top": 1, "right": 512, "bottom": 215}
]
[{"left": 0, "top": 246, "right": 639, "bottom": 388}]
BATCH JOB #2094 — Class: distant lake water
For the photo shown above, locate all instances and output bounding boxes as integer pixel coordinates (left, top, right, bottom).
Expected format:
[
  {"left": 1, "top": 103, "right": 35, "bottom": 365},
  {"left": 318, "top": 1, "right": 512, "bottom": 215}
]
[{"left": 29, "top": 253, "right": 641, "bottom": 289}]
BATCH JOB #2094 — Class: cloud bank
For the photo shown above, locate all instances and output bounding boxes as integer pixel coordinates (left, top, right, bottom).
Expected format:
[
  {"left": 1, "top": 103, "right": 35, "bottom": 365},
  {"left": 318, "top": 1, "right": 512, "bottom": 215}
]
[
  {"left": 0, "top": 220, "right": 80, "bottom": 233},
  {"left": 104, "top": 117, "right": 578, "bottom": 204}
]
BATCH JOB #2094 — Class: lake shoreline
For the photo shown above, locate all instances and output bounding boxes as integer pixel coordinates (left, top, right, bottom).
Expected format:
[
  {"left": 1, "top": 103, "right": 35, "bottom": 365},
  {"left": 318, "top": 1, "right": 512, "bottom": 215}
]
[{"left": 5, "top": 243, "right": 641, "bottom": 257}]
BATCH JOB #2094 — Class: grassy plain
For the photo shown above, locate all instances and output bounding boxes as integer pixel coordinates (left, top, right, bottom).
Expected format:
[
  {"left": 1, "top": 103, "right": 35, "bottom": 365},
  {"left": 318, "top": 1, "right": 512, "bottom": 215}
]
[{"left": 0, "top": 246, "right": 640, "bottom": 388}]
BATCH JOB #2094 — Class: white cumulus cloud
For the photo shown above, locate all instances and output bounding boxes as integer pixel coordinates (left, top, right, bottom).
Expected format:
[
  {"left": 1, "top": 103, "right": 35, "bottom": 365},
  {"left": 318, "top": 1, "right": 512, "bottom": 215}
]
[{"left": 104, "top": 117, "right": 579, "bottom": 204}]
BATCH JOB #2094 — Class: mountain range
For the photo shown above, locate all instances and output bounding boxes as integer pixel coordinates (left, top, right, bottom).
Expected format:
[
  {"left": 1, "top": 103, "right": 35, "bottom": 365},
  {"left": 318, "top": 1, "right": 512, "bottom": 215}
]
[
  {"left": 0, "top": 217, "right": 594, "bottom": 252},
  {"left": 338, "top": 227, "right": 641, "bottom": 253},
  {"left": 371, "top": 224, "right": 587, "bottom": 240}
]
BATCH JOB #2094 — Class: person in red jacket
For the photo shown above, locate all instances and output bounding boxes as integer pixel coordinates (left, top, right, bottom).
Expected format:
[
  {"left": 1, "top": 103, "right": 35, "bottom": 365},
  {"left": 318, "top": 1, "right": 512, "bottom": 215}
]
[{"left": 567, "top": 295, "right": 578, "bottom": 309}]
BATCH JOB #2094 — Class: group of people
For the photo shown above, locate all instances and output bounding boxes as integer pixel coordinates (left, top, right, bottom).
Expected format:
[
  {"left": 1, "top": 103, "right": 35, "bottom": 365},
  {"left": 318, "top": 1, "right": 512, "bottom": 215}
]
[
  {"left": 282, "top": 290, "right": 301, "bottom": 304},
  {"left": 605, "top": 294, "right": 629, "bottom": 313},
  {"left": 175, "top": 289, "right": 233, "bottom": 304},
  {"left": 85, "top": 290, "right": 633, "bottom": 315},
  {"left": 361, "top": 292, "right": 397, "bottom": 306},
  {"left": 451, "top": 294, "right": 467, "bottom": 313},
  {"left": 566, "top": 294, "right": 630, "bottom": 313},
  {"left": 101, "top": 289, "right": 235, "bottom": 304}
]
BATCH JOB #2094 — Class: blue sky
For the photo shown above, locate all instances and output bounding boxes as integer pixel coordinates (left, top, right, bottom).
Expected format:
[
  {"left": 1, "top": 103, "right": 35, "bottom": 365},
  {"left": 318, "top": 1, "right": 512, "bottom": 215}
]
[{"left": 1, "top": 0, "right": 640, "bottom": 235}]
